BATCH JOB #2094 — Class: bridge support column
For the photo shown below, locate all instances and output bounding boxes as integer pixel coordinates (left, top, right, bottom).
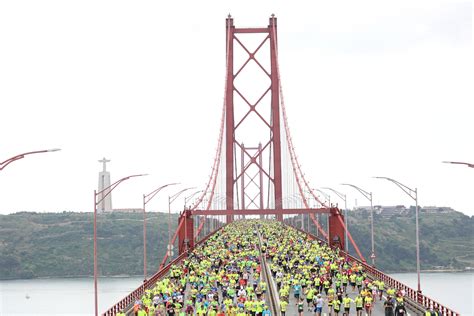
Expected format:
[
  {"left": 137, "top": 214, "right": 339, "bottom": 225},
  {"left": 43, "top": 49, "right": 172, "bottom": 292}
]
[
  {"left": 178, "top": 210, "right": 194, "bottom": 255},
  {"left": 329, "top": 208, "right": 346, "bottom": 251}
]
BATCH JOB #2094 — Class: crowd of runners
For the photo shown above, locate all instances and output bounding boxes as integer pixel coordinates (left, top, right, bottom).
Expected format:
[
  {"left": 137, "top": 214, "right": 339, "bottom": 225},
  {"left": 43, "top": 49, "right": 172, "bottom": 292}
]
[
  {"left": 119, "top": 220, "right": 271, "bottom": 316},
  {"left": 118, "top": 220, "right": 412, "bottom": 316},
  {"left": 262, "top": 221, "right": 410, "bottom": 316}
]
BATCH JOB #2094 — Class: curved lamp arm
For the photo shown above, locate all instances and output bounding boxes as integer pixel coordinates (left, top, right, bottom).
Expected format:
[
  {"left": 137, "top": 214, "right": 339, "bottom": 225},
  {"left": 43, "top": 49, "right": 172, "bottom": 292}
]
[
  {"left": 442, "top": 161, "right": 474, "bottom": 168},
  {"left": 170, "top": 187, "right": 196, "bottom": 205},
  {"left": 322, "top": 187, "right": 346, "bottom": 203},
  {"left": 0, "top": 149, "right": 61, "bottom": 171},
  {"left": 96, "top": 174, "right": 148, "bottom": 205},
  {"left": 373, "top": 177, "right": 416, "bottom": 201},
  {"left": 341, "top": 183, "right": 372, "bottom": 203},
  {"left": 144, "top": 183, "right": 179, "bottom": 205}
]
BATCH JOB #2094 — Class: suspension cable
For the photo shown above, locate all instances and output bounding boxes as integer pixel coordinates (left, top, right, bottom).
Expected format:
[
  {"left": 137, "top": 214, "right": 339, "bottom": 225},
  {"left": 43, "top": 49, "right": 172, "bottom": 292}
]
[
  {"left": 269, "top": 19, "right": 328, "bottom": 239},
  {"left": 270, "top": 20, "right": 367, "bottom": 261},
  {"left": 191, "top": 18, "right": 232, "bottom": 212}
]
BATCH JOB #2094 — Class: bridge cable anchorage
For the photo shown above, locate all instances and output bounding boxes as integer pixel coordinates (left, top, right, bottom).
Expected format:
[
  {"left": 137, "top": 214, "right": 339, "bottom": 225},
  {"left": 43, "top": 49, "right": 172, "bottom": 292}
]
[{"left": 269, "top": 21, "right": 328, "bottom": 239}]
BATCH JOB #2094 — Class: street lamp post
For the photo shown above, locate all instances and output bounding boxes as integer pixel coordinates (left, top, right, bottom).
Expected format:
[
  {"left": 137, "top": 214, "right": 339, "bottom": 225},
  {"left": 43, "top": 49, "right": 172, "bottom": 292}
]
[
  {"left": 93, "top": 173, "right": 147, "bottom": 316},
  {"left": 167, "top": 187, "right": 195, "bottom": 257},
  {"left": 0, "top": 149, "right": 61, "bottom": 171},
  {"left": 142, "top": 183, "right": 178, "bottom": 281},
  {"left": 341, "top": 183, "right": 376, "bottom": 266},
  {"left": 322, "top": 187, "right": 348, "bottom": 251},
  {"left": 374, "top": 176, "right": 421, "bottom": 296}
]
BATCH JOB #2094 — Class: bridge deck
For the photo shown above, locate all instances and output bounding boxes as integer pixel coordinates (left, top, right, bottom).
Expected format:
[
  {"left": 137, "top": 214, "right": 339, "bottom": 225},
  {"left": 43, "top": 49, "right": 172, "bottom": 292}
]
[
  {"left": 111, "top": 220, "right": 426, "bottom": 316},
  {"left": 261, "top": 221, "right": 414, "bottom": 316}
]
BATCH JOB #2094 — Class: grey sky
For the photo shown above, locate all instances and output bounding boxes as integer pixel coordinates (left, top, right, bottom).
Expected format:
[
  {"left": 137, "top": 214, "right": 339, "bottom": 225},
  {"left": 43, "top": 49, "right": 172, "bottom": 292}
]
[{"left": 0, "top": 0, "right": 472, "bottom": 215}]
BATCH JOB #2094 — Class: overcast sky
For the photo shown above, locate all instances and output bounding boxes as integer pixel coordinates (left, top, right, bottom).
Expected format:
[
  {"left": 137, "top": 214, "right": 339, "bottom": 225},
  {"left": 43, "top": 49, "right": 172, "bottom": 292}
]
[{"left": 0, "top": 0, "right": 472, "bottom": 216}]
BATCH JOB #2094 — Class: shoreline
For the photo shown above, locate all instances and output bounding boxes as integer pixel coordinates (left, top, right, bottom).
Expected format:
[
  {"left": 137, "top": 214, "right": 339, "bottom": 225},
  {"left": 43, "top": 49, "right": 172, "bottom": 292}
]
[
  {"left": 388, "top": 269, "right": 472, "bottom": 274},
  {"left": 2, "top": 270, "right": 472, "bottom": 282},
  {"left": 0, "top": 274, "right": 144, "bottom": 281}
]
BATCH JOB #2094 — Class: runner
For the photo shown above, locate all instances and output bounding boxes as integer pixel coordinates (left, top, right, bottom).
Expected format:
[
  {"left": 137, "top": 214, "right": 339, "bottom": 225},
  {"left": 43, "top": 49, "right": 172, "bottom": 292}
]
[
  {"left": 378, "top": 280, "right": 385, "bottom": 300},
  {"left": 314, "top": 293, "right": 325, "bottom": 316},
  {"left": 395, "top": 296, "right": 407, "bottom": 316},
  {"left": 354, "top": 293, "right": 364, "bottom": 316},
  {"left": 332, "top": 296, "right": 342, "bottom": 316},
  {"left": 296, "top": 297, "right": 305, "bottom": 316},
  {"left": 342, "top": 293, "right": 353, "bottom": 316},
  {"left": 280, "top": 298, "right": 288, "bottom": 316},
  {"left": 356, "top": 274, "right": 364, "bottom": 293},
  {"left": 349, "top": 273, "right": 357, "bottom": 291},
  {"left": 305, "top": 286, "right": 315, "bottom": 312},
  {"left": 364, "top": 292, "right": 373, "bottom": 316},
  {"left": 384, "top": 295, "right": 395, "bottom": 316}
]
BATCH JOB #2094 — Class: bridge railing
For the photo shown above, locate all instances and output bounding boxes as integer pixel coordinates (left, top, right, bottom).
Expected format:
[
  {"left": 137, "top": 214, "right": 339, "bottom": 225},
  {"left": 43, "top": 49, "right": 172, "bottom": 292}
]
[
  {"left": 288, "top": 223, "right": 459, "bottom": 316},
  {"left": 347, "top": 256, "right": 459, "bottom": 316},
  {"left": 102, "top": 227, "right": 222, "bottom": 316}
]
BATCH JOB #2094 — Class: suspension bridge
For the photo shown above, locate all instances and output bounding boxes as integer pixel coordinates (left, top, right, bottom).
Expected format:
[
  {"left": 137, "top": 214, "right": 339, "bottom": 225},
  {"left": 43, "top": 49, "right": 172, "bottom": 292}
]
[{"left": 102, "top": 15, "right": 458, "bottom": 316}]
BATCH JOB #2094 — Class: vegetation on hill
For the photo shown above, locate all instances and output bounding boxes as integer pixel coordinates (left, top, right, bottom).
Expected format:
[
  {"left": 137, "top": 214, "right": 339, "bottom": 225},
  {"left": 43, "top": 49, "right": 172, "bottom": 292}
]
[
  {"left": 0, "top": 212, "right": 178, "bottom": 279},
  {"left": 304, "top": 209, "right": 474, "bottom": 272},
  {"left": 0, "top": 210, "right": 472, "bottom": 279}
]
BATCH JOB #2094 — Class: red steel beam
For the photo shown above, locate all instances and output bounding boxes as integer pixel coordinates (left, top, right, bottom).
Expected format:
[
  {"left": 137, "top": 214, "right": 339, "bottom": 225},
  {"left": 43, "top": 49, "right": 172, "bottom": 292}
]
[
  {"left": 234, "top": 28, "right": 269, "bottom": 33},
  {"left": 225, "top": 15, "right": 235, "bottom": 223},
  {"left": 269, "top": 16, "right": 284, "bottom": 221},
  {"left": 191, "top": 207, "right": 333, "bottom": 216}
]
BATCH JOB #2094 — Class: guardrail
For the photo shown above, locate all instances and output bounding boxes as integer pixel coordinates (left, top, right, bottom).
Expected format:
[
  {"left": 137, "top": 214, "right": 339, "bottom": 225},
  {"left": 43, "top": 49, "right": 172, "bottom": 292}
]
[
  {"left": 102, "top": 227, "right": 222, "bottom": 316},
  {"left": 288, "top": 223, "right": 460, "bottom": 316},
  {"left": 347, "top": 256, "right": 459, "bottom": 316}
]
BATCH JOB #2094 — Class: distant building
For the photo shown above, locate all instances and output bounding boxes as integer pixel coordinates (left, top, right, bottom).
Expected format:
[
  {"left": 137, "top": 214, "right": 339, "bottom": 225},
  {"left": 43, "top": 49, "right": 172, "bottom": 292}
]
[
  {"left": 113, "top": 208, "right": 143, "bottom": 213},
  {"left": 378, "top": 205, "right": 408, "bottom": 217},
  {"left": 97, "top": 157, "right": 112, "bottom": 213},
  {"left": 354, "top": 205, "right": 409, "bottom": 217},
  {"left": 353, "top": 205, "right": 456, "bottom": 217},
  {"left": 421, "top": 206, "right": 455, "bottom": 214},
  {"left": 353, "top": 206, "right": 371, "bottom": 212}
]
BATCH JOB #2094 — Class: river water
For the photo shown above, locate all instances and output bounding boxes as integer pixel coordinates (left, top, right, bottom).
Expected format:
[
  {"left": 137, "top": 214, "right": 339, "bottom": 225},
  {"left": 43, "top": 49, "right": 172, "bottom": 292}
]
[
  {"left": 0, "top": 272, "right": 472, "bottom": 315},
  {"left": 389, "top": 272, "right": 473, "bottom": 315}
]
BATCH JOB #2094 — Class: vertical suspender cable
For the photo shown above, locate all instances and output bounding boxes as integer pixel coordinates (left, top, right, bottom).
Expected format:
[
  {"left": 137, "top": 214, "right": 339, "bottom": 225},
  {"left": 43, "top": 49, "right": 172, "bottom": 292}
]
[
  {"left": 270, "top": 20, "right": 365, "bottom": 260},
  {"left": 193, "top": 18, "right": 232, "bottom": 238},
  {"left": 270, "top": 20, "right": 328, "bottom": 239}
]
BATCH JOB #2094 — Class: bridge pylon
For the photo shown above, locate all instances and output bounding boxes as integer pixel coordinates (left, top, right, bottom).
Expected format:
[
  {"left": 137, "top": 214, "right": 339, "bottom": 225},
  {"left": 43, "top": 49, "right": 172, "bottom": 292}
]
[
  {"left": 328, "top": 208, "right": 346, "bottom": 250},
  {"left": 224, "top": 15, "right": 284, "bottom": 222}
]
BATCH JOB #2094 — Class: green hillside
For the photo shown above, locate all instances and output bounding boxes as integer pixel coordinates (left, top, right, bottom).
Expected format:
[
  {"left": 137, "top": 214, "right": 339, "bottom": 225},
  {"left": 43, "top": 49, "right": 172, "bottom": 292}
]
[
  {"left": 0, "top": 212, "right": 178, "bottom": 279},
  {"left": 337, "top": 209, "right": 473, "bottom": 272},
  {"left": 0, "top": 210, "right": 473, "bottom": 279}
]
